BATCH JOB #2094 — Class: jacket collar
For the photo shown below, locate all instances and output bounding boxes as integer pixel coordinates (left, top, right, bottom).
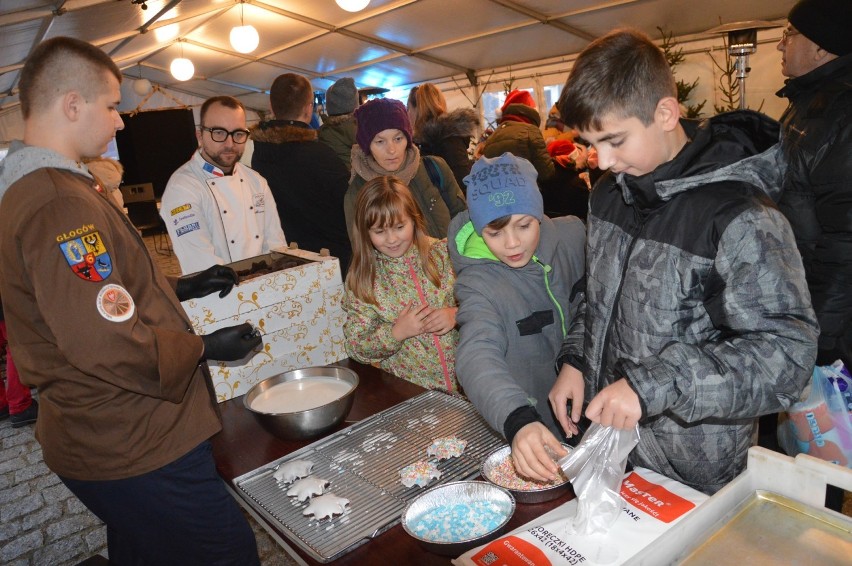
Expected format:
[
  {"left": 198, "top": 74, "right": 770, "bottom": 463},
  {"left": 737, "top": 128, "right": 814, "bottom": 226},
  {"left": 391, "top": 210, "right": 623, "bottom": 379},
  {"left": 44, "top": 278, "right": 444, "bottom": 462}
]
[
  {"left": 251, "top": 119, "right": 317, "bottom": 144},
  {"left": 0, "top": 140, "right": 92, "bottom": 202},
  {"left": 776, "top": 52, "right": 852, "bottom": 99},
  {"left": 192, "top": 149, "right": 238, "bottom": 178}
]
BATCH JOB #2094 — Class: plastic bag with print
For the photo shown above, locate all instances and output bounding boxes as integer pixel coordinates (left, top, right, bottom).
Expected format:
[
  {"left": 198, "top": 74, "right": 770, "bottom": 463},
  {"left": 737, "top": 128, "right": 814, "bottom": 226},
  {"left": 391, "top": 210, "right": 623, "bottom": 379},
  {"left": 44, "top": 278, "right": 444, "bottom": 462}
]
[
  {"left": 557, "top": 423, "right": 640, "bottom": 535},
  {"left": 779, "top": 361, "right": 852, "bottom": 468},
  {"left": 451, "top": 466, "right": 707, "bottom": 566}
]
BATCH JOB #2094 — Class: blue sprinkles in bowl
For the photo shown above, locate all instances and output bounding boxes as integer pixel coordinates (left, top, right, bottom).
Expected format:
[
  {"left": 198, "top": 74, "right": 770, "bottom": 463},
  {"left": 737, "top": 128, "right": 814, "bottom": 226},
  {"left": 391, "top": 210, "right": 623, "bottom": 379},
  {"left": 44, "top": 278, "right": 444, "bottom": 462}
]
[
  {"left": 401, "top": 481, "right": 515, "bottom": 556},
  {"left": 411, "top": 500, "right": 508, "bottom": 542}
]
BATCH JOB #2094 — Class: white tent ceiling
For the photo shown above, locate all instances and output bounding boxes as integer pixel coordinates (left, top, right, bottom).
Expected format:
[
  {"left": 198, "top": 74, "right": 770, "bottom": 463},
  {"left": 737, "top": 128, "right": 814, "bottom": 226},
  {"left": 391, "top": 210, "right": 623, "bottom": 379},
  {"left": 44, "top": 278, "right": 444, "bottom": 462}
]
[{"left": 1, "top": 0, "right": 795, "bottom": 115}]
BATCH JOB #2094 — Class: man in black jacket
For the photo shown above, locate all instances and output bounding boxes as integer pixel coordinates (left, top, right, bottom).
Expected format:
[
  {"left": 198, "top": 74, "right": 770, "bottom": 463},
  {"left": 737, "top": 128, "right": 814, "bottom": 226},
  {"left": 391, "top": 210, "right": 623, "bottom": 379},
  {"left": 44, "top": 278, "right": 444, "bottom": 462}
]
[
  {"left": 251, "top": 73, "right": 352, "bottom": 273},
  {"left": 776, "top": 0, "right": 852, "bottom": 367}
]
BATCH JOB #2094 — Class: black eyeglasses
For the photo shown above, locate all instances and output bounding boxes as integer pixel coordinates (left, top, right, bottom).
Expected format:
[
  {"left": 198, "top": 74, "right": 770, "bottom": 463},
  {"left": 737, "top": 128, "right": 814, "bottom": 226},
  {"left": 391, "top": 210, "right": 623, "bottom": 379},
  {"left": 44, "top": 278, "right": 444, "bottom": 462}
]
[
  {"left": 200, "top": 126, "right": 250, "bottom": 144},
  {"left": 781, "top": 28, "right": 800, "bottom": 43}
]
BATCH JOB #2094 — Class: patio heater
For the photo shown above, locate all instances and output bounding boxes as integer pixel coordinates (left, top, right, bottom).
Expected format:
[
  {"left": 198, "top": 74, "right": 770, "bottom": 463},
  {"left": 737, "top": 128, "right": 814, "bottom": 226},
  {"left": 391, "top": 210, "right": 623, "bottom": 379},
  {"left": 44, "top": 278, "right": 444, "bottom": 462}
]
[{"left": 706, "top": 20, "right": 776, "bottom": 109}]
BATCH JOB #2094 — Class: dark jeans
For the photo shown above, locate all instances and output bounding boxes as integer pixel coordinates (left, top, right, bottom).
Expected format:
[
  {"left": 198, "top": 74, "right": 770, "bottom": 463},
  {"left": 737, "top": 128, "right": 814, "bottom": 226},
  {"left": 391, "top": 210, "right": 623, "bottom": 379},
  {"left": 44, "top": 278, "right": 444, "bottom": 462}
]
[{"left": 61, "top": 441, "right": 259, "bottom": 566}]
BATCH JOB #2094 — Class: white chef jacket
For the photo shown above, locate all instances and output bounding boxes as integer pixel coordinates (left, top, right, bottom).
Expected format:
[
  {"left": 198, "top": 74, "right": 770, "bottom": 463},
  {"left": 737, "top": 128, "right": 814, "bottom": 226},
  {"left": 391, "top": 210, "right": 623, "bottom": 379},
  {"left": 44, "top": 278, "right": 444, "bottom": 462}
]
[{"left": 161, "top": 150, "right": 287, "bottom": 274}]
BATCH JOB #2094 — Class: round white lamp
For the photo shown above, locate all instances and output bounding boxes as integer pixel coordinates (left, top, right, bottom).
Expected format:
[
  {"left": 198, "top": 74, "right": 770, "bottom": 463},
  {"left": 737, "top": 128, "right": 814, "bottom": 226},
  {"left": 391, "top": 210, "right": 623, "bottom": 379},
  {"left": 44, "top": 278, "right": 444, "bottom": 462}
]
[
  {"left": 133, "top": 78, "right": 153, "bottom": 96},
  {"left": 170, "top": 57, "right": 194, "bottom": 81},
  {"left": 230, "top": 24, "right": 259, "bottom": 54},
  {"left": 336, "top": 0, "right": 370, "bottom": 12}
]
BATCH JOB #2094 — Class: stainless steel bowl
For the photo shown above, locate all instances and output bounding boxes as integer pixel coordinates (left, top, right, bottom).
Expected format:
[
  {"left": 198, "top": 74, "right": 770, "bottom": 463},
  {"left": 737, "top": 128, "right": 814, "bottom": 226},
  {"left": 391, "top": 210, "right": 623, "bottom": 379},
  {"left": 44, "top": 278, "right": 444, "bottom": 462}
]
[
  {"left": 243, "top": 366, "right": 358, "bottom": 440},
  {"left": 481, "top": 444, "right": 572, "bottom": 504},
  {"left": 401, "top": 480, "right": 515, "bottom": 556}
]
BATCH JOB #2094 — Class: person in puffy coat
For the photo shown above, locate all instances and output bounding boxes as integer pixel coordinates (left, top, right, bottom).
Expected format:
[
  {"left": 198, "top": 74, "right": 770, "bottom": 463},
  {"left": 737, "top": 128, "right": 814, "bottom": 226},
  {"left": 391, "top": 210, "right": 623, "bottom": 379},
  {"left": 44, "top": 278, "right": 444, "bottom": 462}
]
[
  {"left": 775, "top": 0, "right": 852, "bottom": 367},
  {"left": 481, "top": 89, "right": 555, "bottom": 183},
  {"left": 408, "top": 83, "right": 480, "bottom": 191},
  {"left": 318, "top": 77, "right": 359, "bottom": 171},
  {"left": 553, "top": 29, "right": 818, "bottom": 495}
]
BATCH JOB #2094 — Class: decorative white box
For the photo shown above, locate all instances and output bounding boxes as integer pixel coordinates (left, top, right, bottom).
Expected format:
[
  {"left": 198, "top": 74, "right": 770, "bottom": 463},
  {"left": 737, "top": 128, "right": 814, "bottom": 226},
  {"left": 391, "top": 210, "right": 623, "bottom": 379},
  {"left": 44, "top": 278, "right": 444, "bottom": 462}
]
[{"left": 181, "top": 249, "right": 347, "bottom": 402}]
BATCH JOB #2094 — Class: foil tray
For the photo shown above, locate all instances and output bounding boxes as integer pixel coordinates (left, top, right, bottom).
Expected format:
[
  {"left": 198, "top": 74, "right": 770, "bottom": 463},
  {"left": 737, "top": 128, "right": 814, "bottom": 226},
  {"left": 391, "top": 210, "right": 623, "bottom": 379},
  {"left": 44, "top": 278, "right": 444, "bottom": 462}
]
[{"left": 232, "top": 390, "right": 504, "bottom": 563}]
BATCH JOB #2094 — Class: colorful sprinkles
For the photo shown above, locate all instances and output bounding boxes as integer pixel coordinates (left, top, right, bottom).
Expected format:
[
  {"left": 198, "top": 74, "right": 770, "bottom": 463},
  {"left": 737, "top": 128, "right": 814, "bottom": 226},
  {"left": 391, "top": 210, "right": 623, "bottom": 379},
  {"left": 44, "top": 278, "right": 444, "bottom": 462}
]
[
  {"left": 426, "top": 436, "right": 467, "bottom": 460},
  {"left": 400, "top": 461, "right": 442, "bottom": 488},
  {"left": 487, "top": 454, "right": 568, "bottom": 491}
]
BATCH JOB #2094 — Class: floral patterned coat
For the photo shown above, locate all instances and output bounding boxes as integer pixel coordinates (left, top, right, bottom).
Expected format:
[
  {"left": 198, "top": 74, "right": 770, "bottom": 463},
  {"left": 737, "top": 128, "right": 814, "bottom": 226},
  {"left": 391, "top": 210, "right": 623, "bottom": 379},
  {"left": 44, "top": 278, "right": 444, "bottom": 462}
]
[{"left": 343, "top": 239, "right": 459, "bottom": 392}]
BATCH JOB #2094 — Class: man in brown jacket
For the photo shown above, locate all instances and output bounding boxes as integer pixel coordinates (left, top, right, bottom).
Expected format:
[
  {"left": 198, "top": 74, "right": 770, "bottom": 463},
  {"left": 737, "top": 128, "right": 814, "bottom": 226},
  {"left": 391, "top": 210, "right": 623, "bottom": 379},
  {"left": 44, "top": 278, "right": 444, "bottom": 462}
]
[{"left": 0, "top": 37, "right": 262, "bottom": 564}]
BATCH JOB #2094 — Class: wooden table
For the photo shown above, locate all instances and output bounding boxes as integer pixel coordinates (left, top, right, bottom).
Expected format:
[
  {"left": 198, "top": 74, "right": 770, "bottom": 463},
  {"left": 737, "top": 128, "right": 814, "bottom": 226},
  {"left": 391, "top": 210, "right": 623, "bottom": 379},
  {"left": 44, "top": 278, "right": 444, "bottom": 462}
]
[{"left": 211, "top": 358, "right": 574, "bottom": 565}]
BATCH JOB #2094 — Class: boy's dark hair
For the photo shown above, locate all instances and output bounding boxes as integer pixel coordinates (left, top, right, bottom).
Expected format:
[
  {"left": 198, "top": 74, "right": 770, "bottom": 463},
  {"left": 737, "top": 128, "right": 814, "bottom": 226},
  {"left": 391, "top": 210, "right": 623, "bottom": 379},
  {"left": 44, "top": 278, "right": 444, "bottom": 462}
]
[
  {"left": 557, "top": 28, "right": 676, "bottom": 131},
  {"left": 19, "top": 37, "right": 121, "bottom": 120},
  {"left": 269, "top": 73, "right": 313, "bottom": 120},
  {"left": 199, "top": 96, "right": 245, "bottom": 125}
]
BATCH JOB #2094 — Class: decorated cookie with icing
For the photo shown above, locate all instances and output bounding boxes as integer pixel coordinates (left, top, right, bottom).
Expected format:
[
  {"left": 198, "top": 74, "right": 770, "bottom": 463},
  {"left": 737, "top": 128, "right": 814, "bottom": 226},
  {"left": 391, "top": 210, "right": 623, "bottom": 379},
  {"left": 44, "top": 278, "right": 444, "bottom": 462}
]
[
  {"left": 286, "top": 477, "right": 330, "bottom": 502},
  {"left": 273, "top": 459, "right": 314, "bottom": 484},
  {"left": 400, "top": 461, "right": 442, "bottom": 488},
  {"left": 426, "top": 436, "right": 467, "bottom": 460},
  {"left": 302, "top": 493, "right": 350, "bottom": 520}
]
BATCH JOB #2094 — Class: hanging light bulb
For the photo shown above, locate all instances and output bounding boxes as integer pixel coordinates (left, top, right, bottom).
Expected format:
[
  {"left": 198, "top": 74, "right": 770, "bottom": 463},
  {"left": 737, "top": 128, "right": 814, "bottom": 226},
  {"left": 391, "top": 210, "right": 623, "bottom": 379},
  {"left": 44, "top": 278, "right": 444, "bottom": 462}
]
[
  {"left": 133, "top": 78, "right": 153, "bottom": 95},
  {"left": 335, "top": 0, "right": 370, "bottom": 12},
  {"left": 133, "top": 63, "right": 153, "bottom": 95},
  {"left": 230, "top": 2, "right": 259, "bottom": 54},
  {"left": 170, "top": 40, "right": 194, "bottom": 81},
  {"left": 170, "top": 58, "right": 194, "bottom": 81},
  {"left": 230, "top": 25, "right": 259, "bottom": 54}
]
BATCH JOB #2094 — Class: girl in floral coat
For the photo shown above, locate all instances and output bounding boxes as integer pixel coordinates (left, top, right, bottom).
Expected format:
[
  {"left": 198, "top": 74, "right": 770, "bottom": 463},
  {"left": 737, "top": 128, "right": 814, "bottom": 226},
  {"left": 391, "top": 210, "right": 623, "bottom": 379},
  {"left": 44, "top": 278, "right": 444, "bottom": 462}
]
[{"left": 343, "top": 176, "right": 460, "bottom": 393}]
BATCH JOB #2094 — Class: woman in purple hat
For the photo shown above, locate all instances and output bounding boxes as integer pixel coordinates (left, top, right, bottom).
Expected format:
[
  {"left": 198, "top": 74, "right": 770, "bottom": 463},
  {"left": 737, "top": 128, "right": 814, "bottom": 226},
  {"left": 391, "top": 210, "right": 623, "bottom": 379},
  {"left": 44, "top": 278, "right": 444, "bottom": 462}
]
[{"left": 344, "top": 97, "right": 467, "bottom": 240}]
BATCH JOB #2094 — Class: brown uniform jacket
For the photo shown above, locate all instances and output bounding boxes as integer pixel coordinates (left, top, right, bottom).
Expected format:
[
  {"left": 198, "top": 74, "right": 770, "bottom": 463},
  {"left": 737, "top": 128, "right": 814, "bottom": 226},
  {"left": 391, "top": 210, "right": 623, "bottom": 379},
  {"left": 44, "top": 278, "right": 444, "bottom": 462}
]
[{"left": 0, "top": 165, "right": 220, "bottom": 481}]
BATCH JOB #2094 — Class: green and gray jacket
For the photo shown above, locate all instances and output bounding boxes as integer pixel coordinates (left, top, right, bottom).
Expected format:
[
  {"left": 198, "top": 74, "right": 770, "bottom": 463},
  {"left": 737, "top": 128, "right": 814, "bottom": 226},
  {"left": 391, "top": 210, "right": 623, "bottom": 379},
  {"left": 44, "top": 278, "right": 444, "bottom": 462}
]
[
  {"left": 559, "top": 110, "right": 819, "bottom": 494},
  {"left": 449, "top": 211, "right": 585, "bottom": 439}
]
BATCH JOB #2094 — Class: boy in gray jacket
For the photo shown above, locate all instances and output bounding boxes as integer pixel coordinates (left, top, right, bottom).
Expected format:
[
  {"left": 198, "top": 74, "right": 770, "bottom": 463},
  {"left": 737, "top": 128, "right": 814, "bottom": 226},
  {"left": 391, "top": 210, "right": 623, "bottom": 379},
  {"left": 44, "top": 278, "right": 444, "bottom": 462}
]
[
  {"left": 553, "top": 29, "right": 818, "bottom": 494},
  {"left": 449, "top": 153, "right": 585, "bottom": 478}
]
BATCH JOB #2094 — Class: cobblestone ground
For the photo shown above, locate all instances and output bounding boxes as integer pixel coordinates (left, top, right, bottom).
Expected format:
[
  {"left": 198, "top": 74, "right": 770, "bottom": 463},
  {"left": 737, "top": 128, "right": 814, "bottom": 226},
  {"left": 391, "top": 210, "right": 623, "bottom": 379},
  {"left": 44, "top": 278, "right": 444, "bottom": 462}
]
[{"left": 0, "top": 395, "right": 106, "bottom": 566}]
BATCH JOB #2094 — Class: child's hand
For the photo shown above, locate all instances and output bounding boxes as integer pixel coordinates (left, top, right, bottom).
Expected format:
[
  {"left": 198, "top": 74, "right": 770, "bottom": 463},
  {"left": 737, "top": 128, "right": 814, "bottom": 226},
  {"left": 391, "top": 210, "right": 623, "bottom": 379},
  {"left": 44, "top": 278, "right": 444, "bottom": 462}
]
[
  {"left": 585, "top": 378, "right": 642, "bottom": 429},
  {"left": 391, "top": 301, "right": 429, "bottom": 341},
  {"left": 548, "top": 364, "right": 584, "bottom": 438},
  {"left": 511, "top": 422, "right": 569, "bottom": 482},
  {"left": 422, "top": 307, "right": 457, "bottom": 336}
]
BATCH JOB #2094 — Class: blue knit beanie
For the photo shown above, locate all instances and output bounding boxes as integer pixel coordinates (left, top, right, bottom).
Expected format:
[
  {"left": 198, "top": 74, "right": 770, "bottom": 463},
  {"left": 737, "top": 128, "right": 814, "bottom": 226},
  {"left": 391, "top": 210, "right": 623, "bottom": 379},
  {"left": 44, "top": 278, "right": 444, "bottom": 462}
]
[{"left": 465, "top": 153, "right": 542, "bottom": 234}]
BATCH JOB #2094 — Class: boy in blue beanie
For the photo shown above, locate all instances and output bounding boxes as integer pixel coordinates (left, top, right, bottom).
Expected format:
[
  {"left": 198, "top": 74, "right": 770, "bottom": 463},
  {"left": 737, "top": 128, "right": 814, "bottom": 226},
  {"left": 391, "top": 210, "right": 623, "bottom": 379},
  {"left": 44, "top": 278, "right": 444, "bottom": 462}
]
[{"left": 448, "top": 152, "right": 586, "bottom": 478}]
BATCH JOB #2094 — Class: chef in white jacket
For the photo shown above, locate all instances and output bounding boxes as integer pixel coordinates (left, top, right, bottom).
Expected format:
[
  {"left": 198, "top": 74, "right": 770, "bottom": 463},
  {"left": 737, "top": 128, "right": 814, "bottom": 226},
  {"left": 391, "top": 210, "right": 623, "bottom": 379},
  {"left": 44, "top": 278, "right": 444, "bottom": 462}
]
[{"left": 162, "top": 95, "right": 286, "bottom": 275}]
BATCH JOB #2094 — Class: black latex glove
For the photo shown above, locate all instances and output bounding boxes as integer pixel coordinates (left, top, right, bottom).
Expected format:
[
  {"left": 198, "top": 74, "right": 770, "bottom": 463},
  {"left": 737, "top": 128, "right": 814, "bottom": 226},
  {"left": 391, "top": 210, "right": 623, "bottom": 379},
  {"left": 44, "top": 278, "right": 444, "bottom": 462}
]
[
  {"left": 176, "top": 265, "right": 238, "bottom": 301},
  {"left": 201, "top": 323, "right": 262, "bottom": 361}
]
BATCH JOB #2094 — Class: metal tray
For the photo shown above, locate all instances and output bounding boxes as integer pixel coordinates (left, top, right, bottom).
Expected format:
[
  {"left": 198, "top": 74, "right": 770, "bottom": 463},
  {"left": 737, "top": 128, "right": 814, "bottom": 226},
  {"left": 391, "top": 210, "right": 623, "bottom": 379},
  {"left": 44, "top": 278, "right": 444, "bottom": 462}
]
[
  {"left": 232, "top": 390, "right": 504, "bottom": 563},
  {"left": 679, "top": 490, "right": 852, "bottom": 565}
]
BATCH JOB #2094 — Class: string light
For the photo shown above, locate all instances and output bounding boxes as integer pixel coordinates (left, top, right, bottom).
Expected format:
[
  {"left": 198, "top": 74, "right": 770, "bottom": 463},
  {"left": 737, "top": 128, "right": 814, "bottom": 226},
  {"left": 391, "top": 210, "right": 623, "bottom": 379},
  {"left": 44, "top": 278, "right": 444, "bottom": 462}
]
[
  {"left": 170, "top": 40, "right": 194, "bottom": 81},
  {"left": 230, "top": 2, "right": 259, "bottom": 54},
  {"left": 335, "top": 0, "right": 370, "bottom": 12}
]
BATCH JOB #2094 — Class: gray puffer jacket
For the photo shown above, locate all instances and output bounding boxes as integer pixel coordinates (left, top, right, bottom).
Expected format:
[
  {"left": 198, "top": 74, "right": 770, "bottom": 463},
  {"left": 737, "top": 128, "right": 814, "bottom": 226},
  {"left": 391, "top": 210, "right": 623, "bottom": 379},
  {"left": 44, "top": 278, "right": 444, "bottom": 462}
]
[
  {"left": 560, "top": 110, "right": 818, "bottom": 494},
  {"left": 450, "top": 212, "right": 585, "bottom": 439}
]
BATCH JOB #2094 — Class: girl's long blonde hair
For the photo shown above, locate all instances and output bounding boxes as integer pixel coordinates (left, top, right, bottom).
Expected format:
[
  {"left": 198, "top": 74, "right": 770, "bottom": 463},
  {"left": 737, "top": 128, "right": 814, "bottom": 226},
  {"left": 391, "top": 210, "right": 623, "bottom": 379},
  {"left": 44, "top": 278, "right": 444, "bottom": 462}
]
[{"left": 346, "top": 176, "right": 441, "bottom": 305}]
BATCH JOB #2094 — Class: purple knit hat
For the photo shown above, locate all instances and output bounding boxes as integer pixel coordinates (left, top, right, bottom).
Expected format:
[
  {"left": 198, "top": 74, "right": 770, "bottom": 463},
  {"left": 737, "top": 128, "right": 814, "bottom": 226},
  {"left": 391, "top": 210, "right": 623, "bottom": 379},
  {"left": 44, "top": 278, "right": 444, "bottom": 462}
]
[{"left": 353, "top": 98, "right": 413, "bottom": 153}]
